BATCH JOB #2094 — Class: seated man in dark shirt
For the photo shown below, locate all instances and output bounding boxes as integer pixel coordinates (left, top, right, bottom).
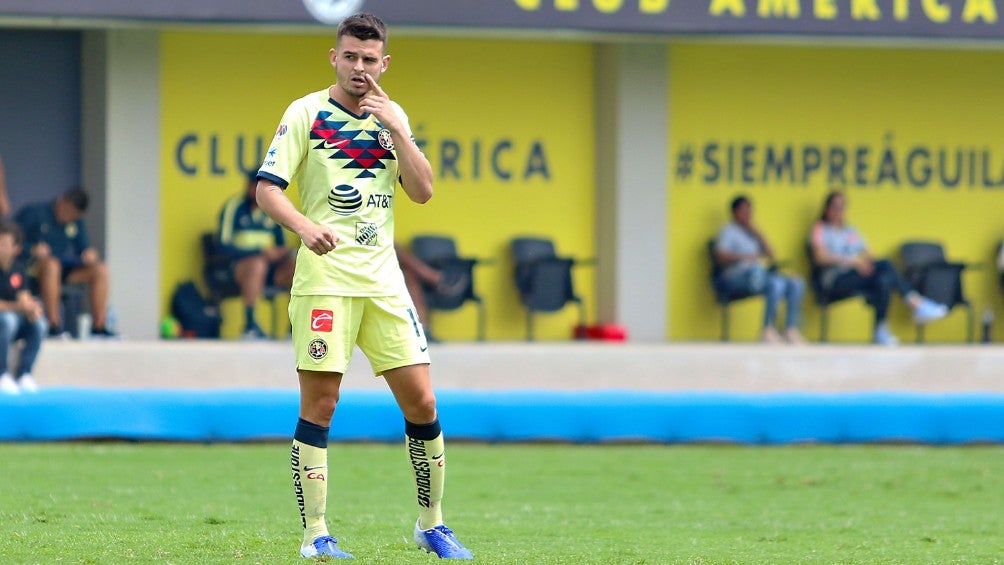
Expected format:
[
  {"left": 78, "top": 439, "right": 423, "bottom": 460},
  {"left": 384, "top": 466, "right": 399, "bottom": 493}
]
[
  {"left": 15, "top": 187, "right": 115, "bottom": 338},
  {"left": 218, "top": 172, "right": 295, "bottom": 339},
  {"left": 0, "top": 221, "right": 46, "bottom": 393}
]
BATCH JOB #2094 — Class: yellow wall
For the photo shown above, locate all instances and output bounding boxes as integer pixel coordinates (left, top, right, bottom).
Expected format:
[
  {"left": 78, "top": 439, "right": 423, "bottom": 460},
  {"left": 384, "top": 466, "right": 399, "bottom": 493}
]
[
  {"left": 669, "top": 43, "right": 1004, "bottom": 343},
  {"left": 160, "top": 32, "right": 595, "bottom": 340}
]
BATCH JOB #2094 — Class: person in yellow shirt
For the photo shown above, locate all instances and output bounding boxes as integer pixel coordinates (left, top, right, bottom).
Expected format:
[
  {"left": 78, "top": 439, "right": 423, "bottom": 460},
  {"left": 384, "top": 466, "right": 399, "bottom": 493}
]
[
  {"left": 216, "top": 171, "right": 295, "bottom": 339},
  {"left": 255, "top": 12, "right": 472, "bottom": 560}
]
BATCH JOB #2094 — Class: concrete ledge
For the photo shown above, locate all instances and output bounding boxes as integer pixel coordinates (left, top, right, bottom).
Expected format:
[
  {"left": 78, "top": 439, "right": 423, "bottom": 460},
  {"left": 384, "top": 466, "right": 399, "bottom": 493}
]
[{"left": 30, "top": 340, "right": 1004, "bottom": 393}]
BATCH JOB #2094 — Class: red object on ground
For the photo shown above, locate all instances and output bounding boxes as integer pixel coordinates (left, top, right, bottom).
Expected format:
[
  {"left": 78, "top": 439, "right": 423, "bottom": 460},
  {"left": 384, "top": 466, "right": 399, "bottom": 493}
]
[{"left": 573, "top": 324, "right": 627, "bottom": 341}]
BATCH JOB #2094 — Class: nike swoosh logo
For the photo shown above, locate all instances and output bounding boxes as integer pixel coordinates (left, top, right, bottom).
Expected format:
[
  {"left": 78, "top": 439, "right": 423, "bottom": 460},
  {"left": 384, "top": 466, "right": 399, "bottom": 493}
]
[
  {"left": 420, "top": 345, "right": 429, "bottom": 352},
  {"left": 431, "top": 453, "right": 444, "bottom": 460},
  {"left": 304, "top": 465, "right": 327, "bottom": 471},
  {"left": 323, "top": 138, "right": 350, "bottom": 149}
]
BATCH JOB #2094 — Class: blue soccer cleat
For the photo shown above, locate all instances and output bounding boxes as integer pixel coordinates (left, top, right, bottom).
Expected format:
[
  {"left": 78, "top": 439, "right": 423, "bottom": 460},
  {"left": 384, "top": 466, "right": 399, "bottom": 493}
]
[
  {"left": 300, "top": 535, "right": 354, "bottom": 559},
  {"left": 413, "top": 520, "right": 473, "bottom": 559}
]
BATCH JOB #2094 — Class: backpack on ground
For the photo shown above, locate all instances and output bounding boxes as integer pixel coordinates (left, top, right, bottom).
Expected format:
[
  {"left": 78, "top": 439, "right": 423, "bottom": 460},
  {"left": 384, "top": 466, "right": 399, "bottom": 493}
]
[{"left": 170, "top": 280, "right": 222, "bottom": 338}]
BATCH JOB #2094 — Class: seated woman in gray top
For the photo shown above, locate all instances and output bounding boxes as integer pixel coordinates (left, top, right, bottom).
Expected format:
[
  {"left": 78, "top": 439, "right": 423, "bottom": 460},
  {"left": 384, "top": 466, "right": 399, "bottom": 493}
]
[
  {"left": 809, "top": 191, "right": 947, "bottom": 346},
  {"left": 714, "top": 195, "right": 806, "bottom": 344}
]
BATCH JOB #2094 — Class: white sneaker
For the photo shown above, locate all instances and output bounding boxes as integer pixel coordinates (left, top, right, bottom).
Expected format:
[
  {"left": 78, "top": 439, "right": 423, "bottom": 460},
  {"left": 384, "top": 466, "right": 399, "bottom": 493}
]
[
  {"left": 18, "top": 374, "right": 39, "bottom": 393},
  {"left": 913, "top": 298, "right": 949, "bottom": 324},
  {"left": 0, "top": 373, "right": 19, "bottom": 395},
  {"left": 873, "top": 324, "right": 900, "bottom": 346}
]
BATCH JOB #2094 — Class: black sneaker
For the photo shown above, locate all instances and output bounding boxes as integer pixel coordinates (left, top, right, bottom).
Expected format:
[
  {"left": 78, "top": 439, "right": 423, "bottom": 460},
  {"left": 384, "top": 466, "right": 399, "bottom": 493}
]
[
  {"left": 47, "top": 325, "right": 70, "bottom": 340},
  {"left": 91, "top": 327, "right": 120, "bottom": 339}
]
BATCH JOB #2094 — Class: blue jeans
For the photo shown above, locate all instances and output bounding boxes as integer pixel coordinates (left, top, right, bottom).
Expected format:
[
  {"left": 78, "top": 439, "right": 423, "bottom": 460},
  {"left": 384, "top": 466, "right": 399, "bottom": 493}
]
[
  {"left": 716, "top": 264, "right": 805, "bottom": 330},
  {"left": 0, "top": 311, "right": 48, "bottom": 377}
]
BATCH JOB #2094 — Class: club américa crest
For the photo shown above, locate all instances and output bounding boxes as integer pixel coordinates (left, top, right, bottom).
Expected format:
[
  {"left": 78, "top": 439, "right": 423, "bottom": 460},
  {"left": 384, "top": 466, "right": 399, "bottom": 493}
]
[
  {"left": 307, "top": 338, "right": 328, "bottom": 360},
  {"left": 378, "top": 128, "right": 394, "bottom": 150}
]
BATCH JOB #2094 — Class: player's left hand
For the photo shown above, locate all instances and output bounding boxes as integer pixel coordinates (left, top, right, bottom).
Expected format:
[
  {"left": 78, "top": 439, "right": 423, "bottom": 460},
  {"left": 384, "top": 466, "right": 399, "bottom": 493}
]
[{"left": 360, "top": 74, "right": 401, "bottom": 132}]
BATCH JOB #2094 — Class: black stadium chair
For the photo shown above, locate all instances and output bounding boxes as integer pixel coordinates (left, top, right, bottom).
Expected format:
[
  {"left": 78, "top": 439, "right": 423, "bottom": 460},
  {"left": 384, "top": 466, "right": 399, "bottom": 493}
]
[
  {"left": 510, "top": 236, "right": 590, "bottom": 341},
  {"left": 707, "top": 239, "right": 762, "bottom": 342},
  {"left": 899, "top": 241, "right": 978, "bottom": 343},
  {"left": 410, "top": 235, "right": 489, "bottom": 341},
  {"left": 201, "top": 232, "right": 285, "bottom": 338}
]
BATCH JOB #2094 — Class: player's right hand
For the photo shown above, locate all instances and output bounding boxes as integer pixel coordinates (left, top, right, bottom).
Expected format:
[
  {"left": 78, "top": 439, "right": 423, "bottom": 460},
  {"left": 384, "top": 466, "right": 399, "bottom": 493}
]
[{"left": 300, "top": 224, "right": 339, "bottom": 256}]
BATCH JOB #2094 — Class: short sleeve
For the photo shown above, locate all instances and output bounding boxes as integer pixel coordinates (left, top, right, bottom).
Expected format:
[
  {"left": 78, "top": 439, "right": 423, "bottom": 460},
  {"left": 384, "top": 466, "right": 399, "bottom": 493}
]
[{"left": 258, "top": 98, "right": 311, "bottom": 189}]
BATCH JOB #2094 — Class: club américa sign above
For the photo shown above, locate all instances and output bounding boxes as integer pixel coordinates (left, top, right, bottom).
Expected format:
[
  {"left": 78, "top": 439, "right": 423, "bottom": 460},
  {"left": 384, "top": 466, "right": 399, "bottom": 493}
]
[{"left": 0, "top": 0, "right": 1000, "bottom": 41}]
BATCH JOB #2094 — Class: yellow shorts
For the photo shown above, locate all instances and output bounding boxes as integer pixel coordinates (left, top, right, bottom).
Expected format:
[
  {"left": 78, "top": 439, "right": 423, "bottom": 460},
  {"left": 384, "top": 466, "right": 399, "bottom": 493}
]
[{"left": 289, "top": 294, "right": 431, "bottom": 375}]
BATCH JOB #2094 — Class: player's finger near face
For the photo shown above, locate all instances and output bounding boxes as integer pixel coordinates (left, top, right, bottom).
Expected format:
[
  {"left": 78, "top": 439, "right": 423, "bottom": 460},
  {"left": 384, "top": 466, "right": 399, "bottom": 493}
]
[{"left": 364, "top": 73, "right": 386, "bottom": 98}]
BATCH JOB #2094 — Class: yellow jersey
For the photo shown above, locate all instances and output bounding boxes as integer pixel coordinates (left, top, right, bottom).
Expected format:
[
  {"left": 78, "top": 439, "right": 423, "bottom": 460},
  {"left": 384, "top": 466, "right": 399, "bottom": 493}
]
[{"left": 259, "top": 88, "right": 414, "bottom": 296}]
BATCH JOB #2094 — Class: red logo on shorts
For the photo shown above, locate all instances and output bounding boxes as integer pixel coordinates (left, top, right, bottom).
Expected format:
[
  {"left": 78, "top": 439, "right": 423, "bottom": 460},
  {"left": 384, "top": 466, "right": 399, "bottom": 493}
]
[{"left": 311, "top": 309, "right": 334, "bottom": 332}]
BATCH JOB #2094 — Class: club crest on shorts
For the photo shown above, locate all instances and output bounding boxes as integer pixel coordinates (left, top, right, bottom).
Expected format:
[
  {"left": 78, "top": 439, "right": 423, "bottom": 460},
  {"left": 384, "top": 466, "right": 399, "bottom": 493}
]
[{"left": 307, "top": 338, "right": 328, "bottom": 360}]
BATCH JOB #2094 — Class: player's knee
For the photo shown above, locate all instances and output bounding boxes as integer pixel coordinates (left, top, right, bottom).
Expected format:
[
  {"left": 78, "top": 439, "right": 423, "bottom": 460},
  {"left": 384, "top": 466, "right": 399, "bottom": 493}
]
[
  {"left": 402, "top": 395, "right": 437, "bottom": 423},
  {"left": 308, "top": 396, "right": 339, "bottom": 422},
  {"left": 237, "top": 255, "right": 266, "bottom": 275},
  {"left": 38, "top": 256, "right": 61, "bottom": 276}
]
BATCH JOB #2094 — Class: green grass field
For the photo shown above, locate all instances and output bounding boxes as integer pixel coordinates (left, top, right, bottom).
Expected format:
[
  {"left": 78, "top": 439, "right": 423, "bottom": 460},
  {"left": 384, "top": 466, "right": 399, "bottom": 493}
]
[{"left": 0, "top": 443, "right": 1000, "bottom": 564}]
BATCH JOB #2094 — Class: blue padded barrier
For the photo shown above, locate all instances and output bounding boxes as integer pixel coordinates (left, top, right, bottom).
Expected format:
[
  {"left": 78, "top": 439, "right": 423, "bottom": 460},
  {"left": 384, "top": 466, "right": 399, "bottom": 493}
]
[{"left": 1, "top": 388, "right": 1002, "bottom": 444}]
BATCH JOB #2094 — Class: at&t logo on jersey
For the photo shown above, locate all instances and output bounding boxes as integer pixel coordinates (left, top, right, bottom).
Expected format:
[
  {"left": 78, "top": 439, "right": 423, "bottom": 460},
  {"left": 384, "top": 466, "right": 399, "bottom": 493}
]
[
  {"left": 328, "top": 184, "right": 362, "bottom": 215},
  {"left": 311, "top": 309, "right": 333, "bottom": 332}
]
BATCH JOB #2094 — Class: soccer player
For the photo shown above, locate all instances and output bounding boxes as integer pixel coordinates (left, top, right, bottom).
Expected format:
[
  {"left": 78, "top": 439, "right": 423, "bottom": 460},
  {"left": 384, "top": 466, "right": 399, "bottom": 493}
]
[
  {"left": 255, "top": 12, "right": 473, "bottom": 560},
  {"left": 216, "top": 171, "right": 295, "bottom": 339}
]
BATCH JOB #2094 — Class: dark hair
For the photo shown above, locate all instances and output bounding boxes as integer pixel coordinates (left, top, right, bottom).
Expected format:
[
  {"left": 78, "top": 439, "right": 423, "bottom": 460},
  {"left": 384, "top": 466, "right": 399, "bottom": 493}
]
[
  {"left": 63, "top": 187, "right": 89, "bottom": 212},
  {"left": 730, "top": 195, "right": 750, "bottom": 214},
  {"left": 0, "top": 220, "right": 23, "bottom": 245},
  {"left": 819, "top": 190, "right": 843, "bottom": 222},
  {"left": 337, "top": 13, "right": 387, "bottom": 47}
]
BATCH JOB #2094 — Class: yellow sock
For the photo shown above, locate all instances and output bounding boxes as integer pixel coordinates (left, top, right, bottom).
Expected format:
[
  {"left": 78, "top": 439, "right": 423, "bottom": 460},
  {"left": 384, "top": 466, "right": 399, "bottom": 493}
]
[
  {"left": 292, "top": 418, "right": 330, "bottom": 544},
  {"left": 405, "top": 419, "right": 446, "bottom": 530}
]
